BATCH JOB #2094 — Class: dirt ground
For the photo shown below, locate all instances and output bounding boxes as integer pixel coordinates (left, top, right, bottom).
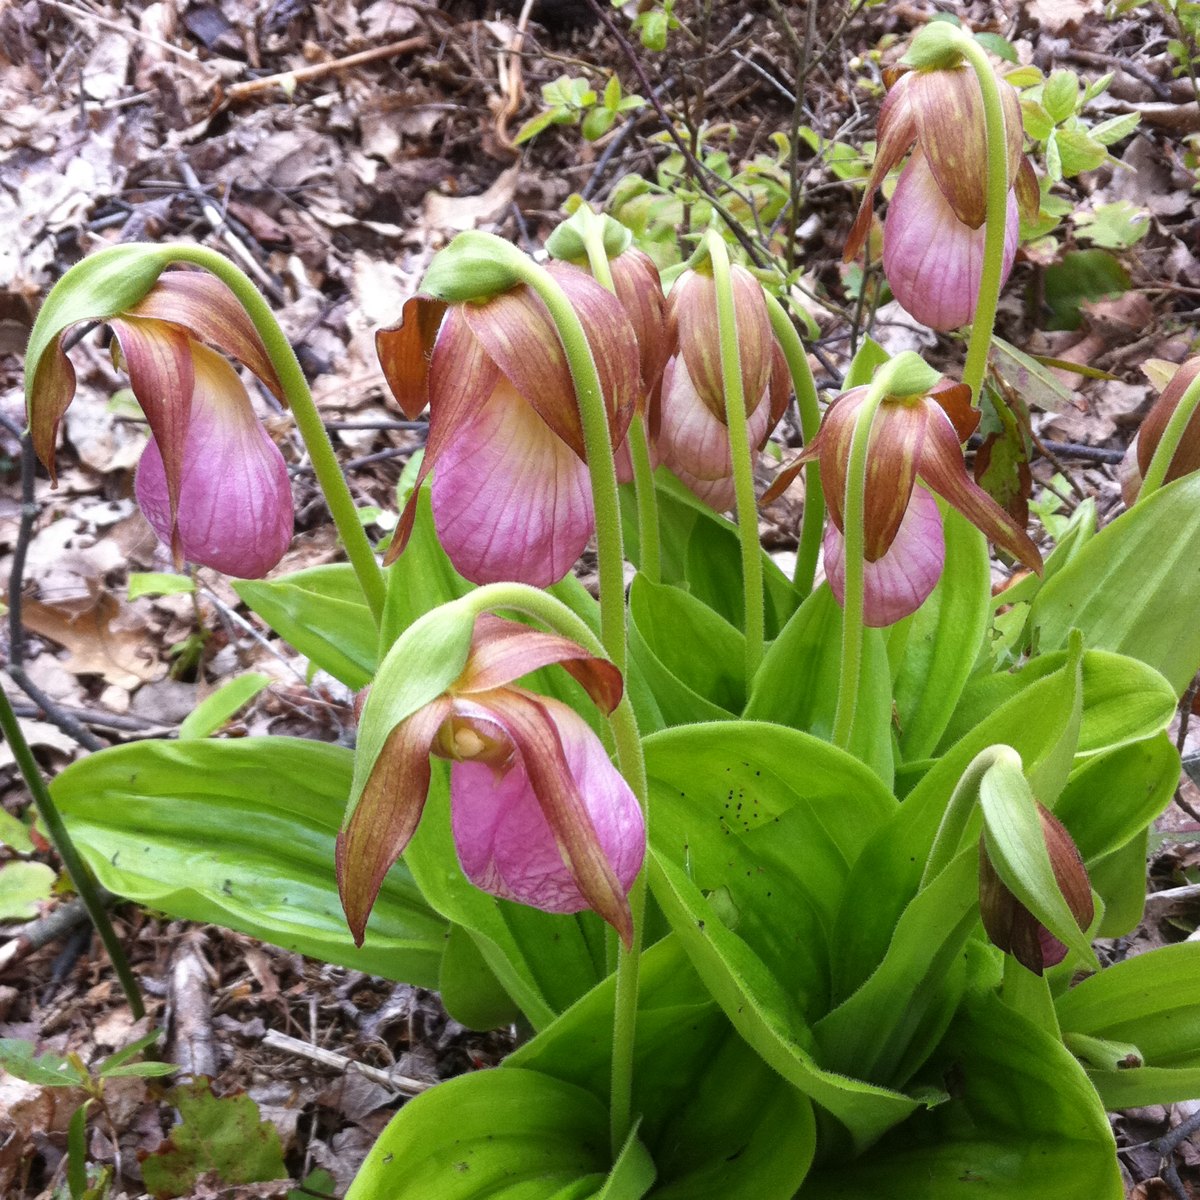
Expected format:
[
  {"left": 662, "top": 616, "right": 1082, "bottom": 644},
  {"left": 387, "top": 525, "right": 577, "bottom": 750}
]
[{"left": 2, "top": 0, "right": 1200, "bottom": 1195}]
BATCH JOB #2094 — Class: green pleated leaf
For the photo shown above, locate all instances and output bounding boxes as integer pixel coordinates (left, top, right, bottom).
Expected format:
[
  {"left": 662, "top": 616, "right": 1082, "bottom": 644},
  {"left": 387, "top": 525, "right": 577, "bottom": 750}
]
[
  {"left": 744, "top": 584, "right": 894, "bottom": 785},
  {"left": 1057, "top": 942, "right": 1200, "bottom": 1063},
  {"left": 1058, "top": 942, "right": 1200, "bottom": 1108},
  {"left": 940, "top": 649, "right": 1176, "bottom": 757},
  {"left": 628, "top": 574, "right": 744, "bottom": 725},
  {"left": 51, "top": 739, "right": 446, "bottom": 985},
  {"left": 438, "top": 924, "right": 522, "bottom": 1031},
  {"left": 643, "top": 723, "right": 914, "bottom": 1148},
  {"left": 177, "top": 672, "right": 271, "bottom": 740},
  {"left": 235, "top": 565, "right": 377, "bottom": 689},
  {"left": 812, "top": 848, "right": 979, "bottom": 1088},
  {"left": 510, "top": 935, "right": 817, "bottom": 1199},
  {"left": 801, "top": 991, "right": 1122, "bottom": 1199},
  {"left": 1087, "top": 833, "right": 1151, "bottom": 938},
  {"left": 1030, "top": 472, "right": 1200, "bottom": 695},
  {"left": 621, "top": 471, "right": 797, "bottom": 637},
  {"left": 1056, "top": 734, "right": 1178, "bottom": 865},
  {"left": 889, "top": 507, "right": 991, "bottom": 762},
  {"left": 345, "top": 1069, "right": 612, "bottom": 1200}
]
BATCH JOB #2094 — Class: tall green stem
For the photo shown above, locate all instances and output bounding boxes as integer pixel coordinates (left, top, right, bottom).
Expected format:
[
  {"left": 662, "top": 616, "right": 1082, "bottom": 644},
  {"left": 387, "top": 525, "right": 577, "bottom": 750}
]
[
  {"left": 166, "top": 246, "right": 387, "bottom": 626},
  {"left": 484, "top": 251, "right": 643, "bottom": 1153},
  {"left": 763, "top": 292, "right": 824, "bottom": 598},
  {"left": 1137, "top": 369, "right": 1200, "bottom": 501},
  {"left": 457, "top": 582, "right": 646, "bottom": 1155},
  {"left": 0, "top": 687, "right": 144, "bottom": 1018},
  {"left": 507, "top": 261, "right": 630, "bottom": 677},
  {"left": 953, "top": 34, "right": 1011, "bottom": 407},
  {"left": 707, "top": 232, "right": 764, "bottom": 688},
  {"left": 578, "top": 211, "right": 662, "bottom": 585},
  {"left": 831, "top": 384, "right": 885, "bottom": 749},
  {"left": 830, "top": 352, "right": 937, "bottom": 747}
]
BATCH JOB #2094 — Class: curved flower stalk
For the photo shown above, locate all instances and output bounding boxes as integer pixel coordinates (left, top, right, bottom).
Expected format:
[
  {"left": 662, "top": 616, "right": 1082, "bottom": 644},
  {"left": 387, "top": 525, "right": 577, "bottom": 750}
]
[
  {"left": 337, "top": 613, "right": 645, "bottom": 947},
  {"left": 658, "top": 264, "right": 790, "bottom": 510},
  {"left": 766, "top": 377, "right": 1042, "bottom": 625},
  {"left": 28, "top": 269, "right": 293, "bottom": 578},
  {"left": 844, "top": 60, "right": 1039, "bottom": 331},
  {"left": 375, "top": 268, "right": 640, "bottom": 588}
]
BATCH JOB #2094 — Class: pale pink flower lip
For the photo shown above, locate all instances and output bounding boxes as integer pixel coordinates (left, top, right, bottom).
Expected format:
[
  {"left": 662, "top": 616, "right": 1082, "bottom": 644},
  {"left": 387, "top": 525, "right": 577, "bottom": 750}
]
[
  {"left": 430, "top": 378, "right": 594, "bottom": 588},
  {"left": 882, "top": 152, "right": 1018, "bottom": 331},
  {"left": 657, "top": 355, "right": 773, "bottom": 512},
  {"left": 450, "top": 695, "right": 644, "bottom": 915},
  {"left": 822, "top": 484, "right": 946, "bottom": 627},
  {"left": 135, "top": 343, "right": 293, "bottom": 579}
]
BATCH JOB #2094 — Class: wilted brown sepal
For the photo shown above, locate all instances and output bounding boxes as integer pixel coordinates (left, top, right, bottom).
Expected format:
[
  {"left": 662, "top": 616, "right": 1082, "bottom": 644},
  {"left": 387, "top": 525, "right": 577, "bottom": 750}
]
[{"left": 376, "top": 296, "right": 449, "bottom": 420}]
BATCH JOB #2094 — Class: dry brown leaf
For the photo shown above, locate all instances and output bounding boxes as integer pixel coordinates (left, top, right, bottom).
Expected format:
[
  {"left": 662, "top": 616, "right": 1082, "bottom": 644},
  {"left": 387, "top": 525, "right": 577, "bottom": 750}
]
[
  {"left": 0, "top": 717, "right": 78, "bottom": 768},
  {"left": 1024, "top": 0, "right": 1100, "bottom": 34},
  {"left": 21, "top": 591, "right": 166, "bottom": 690},
  {"left": 422, "top": 163, "right": 520, "bottom": 235}
]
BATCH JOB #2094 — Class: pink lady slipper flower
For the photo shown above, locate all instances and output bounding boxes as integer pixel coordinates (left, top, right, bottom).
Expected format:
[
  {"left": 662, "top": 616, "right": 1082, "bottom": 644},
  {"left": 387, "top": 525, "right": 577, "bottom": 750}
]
[
  {"left": 28, "top": 270, "right": 293, "bottom": 578},
  {"left": 376, "top": 267, "right": 640, "bottom": 587},
  {"left": 658, "top": 264, "right": 790, "bottom": 511},
  {"left": 765, "top": 378, "right": 1042, "bottom": 626},
  {"left": 337, "top": 614, "right": 645, "bottom": 947},
  {"left": 844, "top": 63, "right": 1039, "bottom": 331}
]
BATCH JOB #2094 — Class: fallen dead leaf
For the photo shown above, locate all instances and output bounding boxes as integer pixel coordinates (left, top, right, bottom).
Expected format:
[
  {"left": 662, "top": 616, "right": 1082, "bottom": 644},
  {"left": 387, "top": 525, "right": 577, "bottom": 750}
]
[
  {"left": 1024, "top": 0, "right": 1100, "bottom": 35},
  {"left": 21, "top": 591, "right": 166, "bottom": 690},
  {"left": 422, "top": 162, "right": 520, "bottom": 235}
]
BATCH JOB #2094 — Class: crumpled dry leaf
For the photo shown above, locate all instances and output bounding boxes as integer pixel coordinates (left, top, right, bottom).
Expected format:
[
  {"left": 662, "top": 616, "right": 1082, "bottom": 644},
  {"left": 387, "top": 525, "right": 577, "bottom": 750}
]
[
  {"left": 0, "top": 717, "right": 79, "bottom": 768},
  {"left": 21, "top": 591, "right": 166, "bottom": 689},
  {"left": 1024, "top": 0, "right": 1099, "bottom": 34},
  {"left": 422, "top": 163, "right": 520, "bottom": 235}
]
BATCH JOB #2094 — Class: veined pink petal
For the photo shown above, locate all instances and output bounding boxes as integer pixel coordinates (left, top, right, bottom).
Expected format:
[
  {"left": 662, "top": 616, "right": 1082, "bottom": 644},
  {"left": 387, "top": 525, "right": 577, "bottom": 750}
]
[
  {"left": 456, "top": 614, "right": 624, "bottom": 714},
  {"left": 449, "top": 694, "right": 643, "bottom": 942},
  {"left": 110, "top": 316, "right": 195, "bottom": 556},
  {"left": 135, "top": 343, "right": 293, "bottom": 578},
  {"left": 657, "top": 356, "right": 771, "bottom": 512},
  {"left": 882, "top": 152, "right": 1018, "bottom": 331},
  {"left": 126, "top": 270, "right": 286, "bottom": 403},
  {"left": 430, "top": 377, "right": 594, "bottom": 586},
  {"left": 823, "top": 484, "right": 945, "bottom": 627},
  {"left": 337, "top": 697, "right": 452, "bottom": 946}
]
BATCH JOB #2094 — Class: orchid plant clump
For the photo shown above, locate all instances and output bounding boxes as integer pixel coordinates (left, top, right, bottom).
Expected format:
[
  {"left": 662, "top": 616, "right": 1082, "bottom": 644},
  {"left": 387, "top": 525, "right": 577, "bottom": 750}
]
[{"left": 13, "top": 17, "right": 1200, "bottom": 1200}]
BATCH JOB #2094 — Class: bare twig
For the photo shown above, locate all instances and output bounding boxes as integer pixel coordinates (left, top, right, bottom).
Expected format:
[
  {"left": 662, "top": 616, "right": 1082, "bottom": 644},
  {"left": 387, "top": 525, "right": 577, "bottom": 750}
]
[
  {"left": 262, "top": 1029, "right": 432, "bottom": 1096},
  {"left": 42, "top": 0, "right": 202, "bottom": 62},
  {"left": 175, "top": 159, "right": 285, "bottom": 303},
  {"left": 0, "top": 897, "right": 93, "bottom": 971},
  {"left": 1156, "top": 1108, "right": 1200, "bottom": 1200},
  {"left": 222, "top": 37, "right": 429, "bottom": 105}
]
